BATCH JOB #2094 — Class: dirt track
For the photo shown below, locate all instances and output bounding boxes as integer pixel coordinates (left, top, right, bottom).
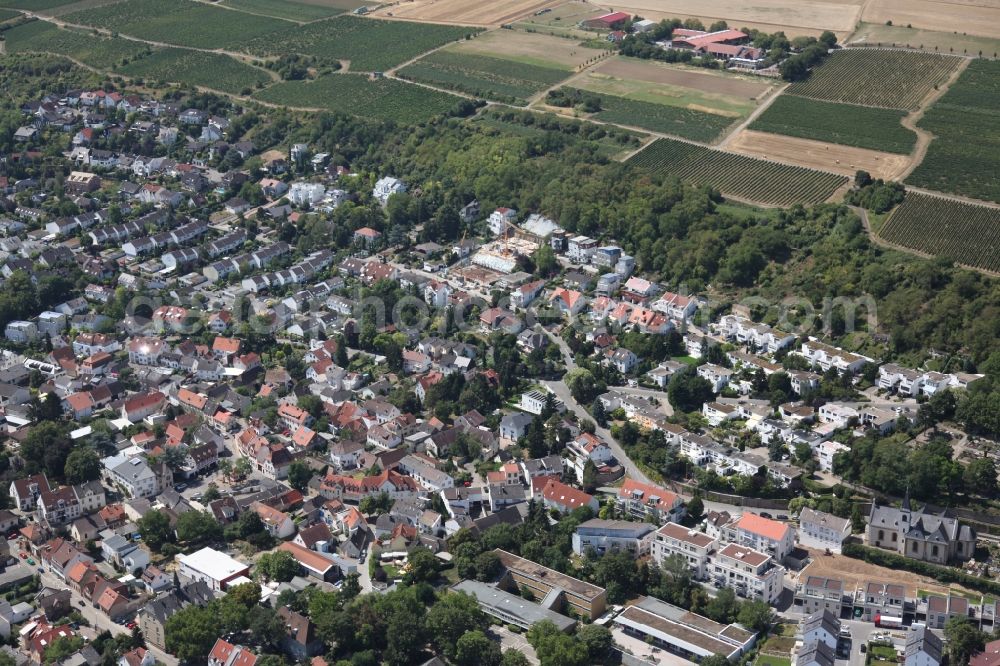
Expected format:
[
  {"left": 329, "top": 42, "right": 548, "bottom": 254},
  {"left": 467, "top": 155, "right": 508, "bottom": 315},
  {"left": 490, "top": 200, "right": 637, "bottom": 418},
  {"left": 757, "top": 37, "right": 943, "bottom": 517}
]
[{"left": 725, "top": 129, "right": 910, "bottom": 179}]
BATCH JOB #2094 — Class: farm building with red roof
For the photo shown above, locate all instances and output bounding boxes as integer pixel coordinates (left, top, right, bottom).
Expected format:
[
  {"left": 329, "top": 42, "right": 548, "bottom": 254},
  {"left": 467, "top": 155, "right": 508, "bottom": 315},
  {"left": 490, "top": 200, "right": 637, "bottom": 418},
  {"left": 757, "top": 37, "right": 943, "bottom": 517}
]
[{"left": 582, "top": 11, "right": 630, "bottom": 29}]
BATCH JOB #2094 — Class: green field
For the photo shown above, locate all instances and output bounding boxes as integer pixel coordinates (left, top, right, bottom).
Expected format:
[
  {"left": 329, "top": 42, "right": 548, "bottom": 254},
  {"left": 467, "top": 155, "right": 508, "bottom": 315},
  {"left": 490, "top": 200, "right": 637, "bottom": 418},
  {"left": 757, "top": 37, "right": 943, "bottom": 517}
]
[
  {"left": 1, "top": 19, "right": 152, "bottom": 68},
  {"left": 751, "top": 95, "right": 916, "bottom": 154},
  {"left": 221, "top": 0, "right": 342, "bottom": 22},
  {"left": 787, "top": 49, "right": 963, "bottom": 110},
  {"left": 907, "top": 60, "right": 1000, "bottom": 203},
  {"left": 243, "top": 15, "right": 478, "bottom": 72},
  {"left": 398, "top": 51, "right": 566, "bottom": 104},
  {"left": 64, "top": 0, "right": 291, "bottom": 50},
  {"left": 255, "top": 73, "right": 463, "bottom": 123},
  {"left": 880, "top": 193, "right": 1000, "bottom": 273},
  {"left": 627, "top": 138, "right": 848, "bottom": 206},
  {"left": 118, "top": 49, "right": 272, "bottom": 95},
  {"left": 564, "top": 88, "right": 736, "bottom": 143},
  {"left": 0, "top": 0, "right": 78, "bottom": 9},
  {"left": 0, "top": 8, "right": 18, "bottom": 20}
]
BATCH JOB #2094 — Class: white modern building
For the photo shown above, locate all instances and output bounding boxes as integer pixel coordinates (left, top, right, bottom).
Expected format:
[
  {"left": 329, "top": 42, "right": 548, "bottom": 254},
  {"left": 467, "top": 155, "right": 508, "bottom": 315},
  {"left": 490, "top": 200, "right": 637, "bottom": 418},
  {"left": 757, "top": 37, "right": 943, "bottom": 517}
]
[
  {"left": 571, "top": 519, "right": 655, "bottom": 557},
  {"left": 176, "top": 547, "right": 250, "bottom": 591},
  {"left": 798, "top": 507, "right": 851, "bottom": 553}
]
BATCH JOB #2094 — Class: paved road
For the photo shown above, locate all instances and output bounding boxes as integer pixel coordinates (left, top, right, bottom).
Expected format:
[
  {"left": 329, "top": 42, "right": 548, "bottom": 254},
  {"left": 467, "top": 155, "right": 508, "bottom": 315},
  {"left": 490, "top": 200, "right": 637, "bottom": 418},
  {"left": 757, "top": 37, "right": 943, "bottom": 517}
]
[
  {"left": 541, "top": 329, "right": 653, "bottom": 485},
  {"left": 36, "top": 566, "right": 178, "bottom": 665}
]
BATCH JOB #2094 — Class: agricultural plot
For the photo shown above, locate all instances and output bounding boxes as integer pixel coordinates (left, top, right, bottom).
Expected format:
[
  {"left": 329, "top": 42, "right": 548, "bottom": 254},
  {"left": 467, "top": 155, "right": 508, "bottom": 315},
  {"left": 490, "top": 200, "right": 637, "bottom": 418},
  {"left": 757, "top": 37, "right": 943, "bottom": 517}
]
[
  {"left": 907, "top": 59, "right": 1000, "bottom": 203},
  {"left": 242, "top": 15, "right": 478, "bottom": 72},
  {"left": 221, "top": 0, "right": 343, "bottom": 22},
  {"left": 2, "top": 19, "right": 152, "bottom": 69},
  {"left": 64, "top": 0, "right": 292, "bottom": 50},
  {"left": 118, "top": 49, "right": 272, "bottom": 95},
  {"left": 849, "top": 23, "right": 1000, "bottom": 59},
  {"left": 513, "top": 0, "right": 610, "bottom": 38},
  {"left": 398, "top": 51, "right": 566, "bottom": 104},
  {"left": 557, "top": 87, "right": 736, "bottom": 142},
  {"left": 879, "top": 193, "right": 1000, "bottom": 273},
  {"left": 750, "top": 95, "right": 916, "bottom": 154},
  {"left": 862, "top": 0, "right": 1000, "bottom": 41},
  {"left": 450, "top": 29, "right": 608, "bottom": 70},
  {"left": 787, "top": 49, "right": 963, "bottom": 110},
  {"left": 254, "top": 73, "right": 463, "bottom": 124},
  {"left": 604, "top": 0, "right": 863, "bottom": 37},
  {"left": 0, "top": 0, "right": 78, "bottom": 9},
  {"left": 0, "top": 8, "right": 19, "bottom": 21},
  {"left": 627, "top": 138, "right": 848, "bottom": 206},
  {"left": 369, "top": 0, "right": 564, "bottom": 27}
]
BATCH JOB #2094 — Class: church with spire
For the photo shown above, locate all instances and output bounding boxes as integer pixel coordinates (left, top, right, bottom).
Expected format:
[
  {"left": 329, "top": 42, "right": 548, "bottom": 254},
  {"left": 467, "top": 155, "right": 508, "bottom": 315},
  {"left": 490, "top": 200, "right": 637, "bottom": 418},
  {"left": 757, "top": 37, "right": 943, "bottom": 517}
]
[{"left": 866, "top": 491, "right": 976, "bottom": 565}]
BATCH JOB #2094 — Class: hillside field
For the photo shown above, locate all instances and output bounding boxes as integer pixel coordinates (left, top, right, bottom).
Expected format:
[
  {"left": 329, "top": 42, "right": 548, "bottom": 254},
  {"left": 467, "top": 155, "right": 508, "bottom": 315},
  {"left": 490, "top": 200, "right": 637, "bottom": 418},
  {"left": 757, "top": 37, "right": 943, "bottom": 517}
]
[
  {"left": 398, "top": 52, "right": 566, "bottom": 105},
  {"left": 242, "top": 15, "right": 478, "bottom": 72},
  {"left": 750, "top": 95, "right": 916, "bottom": 154},
  {"left": 220, "top": 0, "right": 343, "bottom": 22},
  {"left": 879, "top": 193, "right": 1000, "bottom": 273},
  {"left": 787, "top": 49, "right": 963, "bottom": 110},
  {"left": 64, "top": 0, "right": 293, "bottom": 50},
  {"left": 254, "top": 73, "right": 463, "bottom": 123},
  {"left": 554, "top": 87, "right": 737, "bottom": 142},
  {"left": 907, "top": 59, "right": 1000, "bottom": 204},
  {"left": 1, "top": 19, "right": 152, "bottom": 68},
  {"left": 627, "top": 138, "right": 848, "bottom": 206},
  {"left": 118, "top": 49, "right": 272, "bottom": 95}
]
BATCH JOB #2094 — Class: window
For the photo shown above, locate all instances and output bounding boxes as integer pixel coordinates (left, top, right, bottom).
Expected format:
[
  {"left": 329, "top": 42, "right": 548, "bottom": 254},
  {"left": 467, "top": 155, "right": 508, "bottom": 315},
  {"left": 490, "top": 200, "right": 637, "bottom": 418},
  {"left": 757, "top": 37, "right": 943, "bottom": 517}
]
[
  {"left": 912, "top": 542, "right": 919, "bottom": 553},
  {"left": 891, "top": 533, "right": 897, "bottom": 542},
  {"left": 878, "top": 530, "right": 884, "bottom": 540},
  {"left": 932, "top": 546, "right": 939, "bottom": 557}
]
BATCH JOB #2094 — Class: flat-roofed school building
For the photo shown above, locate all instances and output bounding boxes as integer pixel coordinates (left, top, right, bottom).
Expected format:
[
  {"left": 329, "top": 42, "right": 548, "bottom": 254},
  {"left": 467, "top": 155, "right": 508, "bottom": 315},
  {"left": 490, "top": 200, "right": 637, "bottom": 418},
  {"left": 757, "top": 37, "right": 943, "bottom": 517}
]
[
  {"left": 613, "top": 596, "right": 757, "bottom": 661},
  {"left": 494, "top": 549, "right": 607, "bottom": 620},
  {"left": 452, "top": 580, "right": 577, "bottom": 633}
]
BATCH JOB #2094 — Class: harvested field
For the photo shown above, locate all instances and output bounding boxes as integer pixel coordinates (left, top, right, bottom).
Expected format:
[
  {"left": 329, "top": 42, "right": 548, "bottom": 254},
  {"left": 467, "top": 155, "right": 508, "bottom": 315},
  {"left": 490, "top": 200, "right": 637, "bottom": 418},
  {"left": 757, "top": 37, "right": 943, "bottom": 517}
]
[
  {"left": 862, "top": 0, "right": 1000, "bottom": 40},
  {"left": 799, "top": 548, "right": 965, "bottom": 597},
  {"left": 605, "top": 0, "right": 862, "bottom": 35},
  {"left": 451, "top": 29, "right": 608, "bottom": 70},
  {"left": 371, "top": 0, "right": 565, "bottom": 26},
  {"left": 514, "top": 0, "right": 611, "bottom": 38},
  {"left": 594, "top": 58, "right": 774, "bottom": 100},
  {"left": 726, "top": 129, "right": 910, "bottom": 180},
  {"left": 848, "top": 22, "right": 1000, "bottom": 57}
]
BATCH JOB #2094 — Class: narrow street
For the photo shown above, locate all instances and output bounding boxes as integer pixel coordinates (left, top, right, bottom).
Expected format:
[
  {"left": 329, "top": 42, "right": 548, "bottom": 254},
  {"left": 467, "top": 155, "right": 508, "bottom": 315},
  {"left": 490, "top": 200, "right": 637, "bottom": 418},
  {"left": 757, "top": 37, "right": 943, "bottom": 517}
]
[
  {"left": 35, "top": 566, "right": 178, "bottom": 666},
  {"left": 542, "top": 328, "right": 653, "bottom": 485}
]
